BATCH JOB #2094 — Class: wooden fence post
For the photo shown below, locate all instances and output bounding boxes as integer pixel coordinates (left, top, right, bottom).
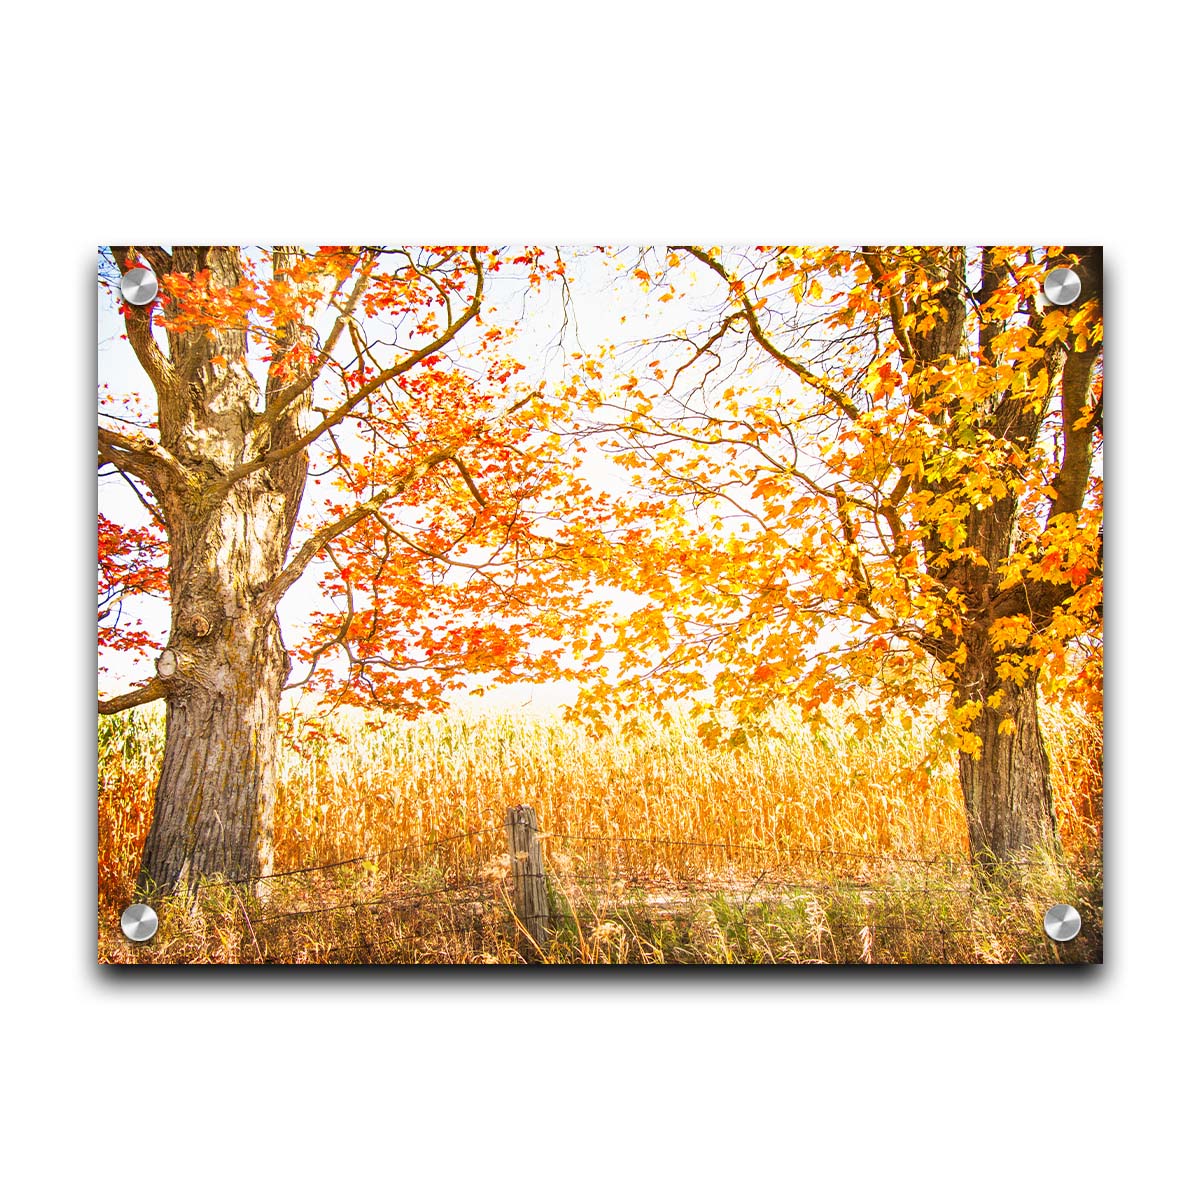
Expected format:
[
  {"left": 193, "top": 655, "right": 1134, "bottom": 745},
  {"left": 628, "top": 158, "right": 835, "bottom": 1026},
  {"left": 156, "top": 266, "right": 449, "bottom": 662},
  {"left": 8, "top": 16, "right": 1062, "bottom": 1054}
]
[{"left": 504, "top": 804, "right": 549, "bottom": 953}]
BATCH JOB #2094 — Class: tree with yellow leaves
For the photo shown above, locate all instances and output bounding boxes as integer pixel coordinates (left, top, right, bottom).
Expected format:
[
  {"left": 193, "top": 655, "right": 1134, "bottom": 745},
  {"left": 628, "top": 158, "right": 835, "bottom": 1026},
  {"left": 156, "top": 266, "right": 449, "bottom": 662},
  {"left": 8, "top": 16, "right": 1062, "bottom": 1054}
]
[{"left": 572, "top": 246, "right": 1102, "bottom": 865}]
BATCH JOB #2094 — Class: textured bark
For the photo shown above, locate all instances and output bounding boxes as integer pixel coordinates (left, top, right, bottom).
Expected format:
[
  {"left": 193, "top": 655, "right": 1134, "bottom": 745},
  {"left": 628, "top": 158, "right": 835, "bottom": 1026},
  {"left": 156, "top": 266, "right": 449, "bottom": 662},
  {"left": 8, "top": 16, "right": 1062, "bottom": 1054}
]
[
  {"left": 135, "top": 464, "right": 297, "bottom": 892},
  {"left": 951, "top": 493, "right": 1060, "bottom": 864},
  {"left": 117, "top": 246, "right": 311, "bottom": 896},
  {"left": 957, "top": 666, "right": 1057, "bottom": 866},
  {"left": 139, "top": 605, "right": 288, "bottom": 893}
]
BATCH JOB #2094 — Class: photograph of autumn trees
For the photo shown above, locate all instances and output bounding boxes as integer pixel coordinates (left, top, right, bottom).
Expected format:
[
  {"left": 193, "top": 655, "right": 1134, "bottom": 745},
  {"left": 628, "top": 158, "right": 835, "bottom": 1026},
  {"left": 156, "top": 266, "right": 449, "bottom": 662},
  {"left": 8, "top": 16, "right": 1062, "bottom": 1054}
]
[{"left": 98, "top": 246, "right": 1102, "bottom": 965}]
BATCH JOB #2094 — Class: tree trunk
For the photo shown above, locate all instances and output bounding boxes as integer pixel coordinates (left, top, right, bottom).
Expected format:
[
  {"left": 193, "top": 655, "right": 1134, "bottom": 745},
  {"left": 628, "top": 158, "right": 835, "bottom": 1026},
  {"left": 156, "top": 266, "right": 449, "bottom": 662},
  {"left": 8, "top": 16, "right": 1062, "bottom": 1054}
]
[
  {"left": 125, "top": 246, "right": 311, "bottom": 896},
  {"left": 137, "top": 475, "right": 294, "bottom": 895},
  {"left": 902, "top": 249, "right": 1060, "bottom": 866},
  {"left": 138, "top": 609, "right": 287, "bottom": 894},
  {"left": 957, "top": 670, "right": 1058, "bottom": 867}
]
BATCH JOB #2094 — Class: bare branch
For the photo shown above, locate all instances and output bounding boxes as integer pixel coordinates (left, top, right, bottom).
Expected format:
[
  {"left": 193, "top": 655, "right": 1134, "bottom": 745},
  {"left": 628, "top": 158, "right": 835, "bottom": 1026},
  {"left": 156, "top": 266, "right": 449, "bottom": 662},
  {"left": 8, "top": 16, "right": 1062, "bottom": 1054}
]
[
  {"left": 259, "top": 249, "right": 378, "bottom": 432},
  {"left": 98, "top": 425, "right": 191, "bottom": 501},
  {"left": 674, "top": 246, "right": 862, "bottom": 421},
  {"left": 113, "top": 466, "right": 166, "bottom": 526},
  {"left": 109, "top": 246, "right": 178, "bottom": 397},
  {"left": 449, "top": 456, "right": 487, "bottom": 506},
  {"left": 99, "top": 677, "right": 166, "bottom": 716},
  {"left": 257, "top": 448, "right": 455, "bottom": 611}
]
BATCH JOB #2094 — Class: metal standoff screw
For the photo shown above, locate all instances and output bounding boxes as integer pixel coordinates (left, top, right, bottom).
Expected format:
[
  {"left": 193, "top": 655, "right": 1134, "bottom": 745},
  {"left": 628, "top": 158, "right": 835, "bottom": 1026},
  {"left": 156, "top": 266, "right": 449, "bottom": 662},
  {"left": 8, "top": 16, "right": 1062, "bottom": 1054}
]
[
  {"left": 120, "top": 266, "right": 159, "bottom": 307},
  {"left": 120, "top": 903, "right": 159, "bottom": 943},
  {"left": 1042, "top": 267, "right": 1081, "bottom": 306},
  {"left": 1043, "top": 903, "right": 1081, "bottom": 943}
]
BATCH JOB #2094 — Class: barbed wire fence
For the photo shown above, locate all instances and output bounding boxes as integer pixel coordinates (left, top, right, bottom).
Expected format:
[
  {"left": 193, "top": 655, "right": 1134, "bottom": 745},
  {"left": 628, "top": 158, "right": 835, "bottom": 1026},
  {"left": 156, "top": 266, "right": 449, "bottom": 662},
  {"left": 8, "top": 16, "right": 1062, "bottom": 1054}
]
[{"left": 112, "top": 802, "right": 1070, "bottom": 962}]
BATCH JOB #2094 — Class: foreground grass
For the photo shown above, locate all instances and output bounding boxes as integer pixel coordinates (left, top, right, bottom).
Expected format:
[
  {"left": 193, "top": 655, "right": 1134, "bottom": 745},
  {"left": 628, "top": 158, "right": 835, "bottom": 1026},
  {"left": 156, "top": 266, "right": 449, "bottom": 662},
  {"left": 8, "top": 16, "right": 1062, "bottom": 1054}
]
[
  {"left": 97, "top": 846, "right": 1102, "bottom": 965},
  {"left": 98, "top": 699, "right": 1102, "bottom": 965}
]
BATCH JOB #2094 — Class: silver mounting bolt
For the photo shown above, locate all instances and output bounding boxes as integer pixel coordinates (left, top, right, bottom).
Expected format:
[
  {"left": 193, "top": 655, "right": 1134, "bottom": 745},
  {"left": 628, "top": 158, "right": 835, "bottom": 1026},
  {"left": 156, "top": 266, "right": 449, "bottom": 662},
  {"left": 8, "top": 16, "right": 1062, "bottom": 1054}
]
[
  {"left": 1042, "top": 267, "right": 1081, "bottom": 306},
  {"left": 120, "top": 903, "right": 159, "bottom": 943},
  {"left": 120, "top": 266, "right": 159, "bottom": 307},
  {"left": 1043, "top": 903, "right": 1081, "bottom": 943}
]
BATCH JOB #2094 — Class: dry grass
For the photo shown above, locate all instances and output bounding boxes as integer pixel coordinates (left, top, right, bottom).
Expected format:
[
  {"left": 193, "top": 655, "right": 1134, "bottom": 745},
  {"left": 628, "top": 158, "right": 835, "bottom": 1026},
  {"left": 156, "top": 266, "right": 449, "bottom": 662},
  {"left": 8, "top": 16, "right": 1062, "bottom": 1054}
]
[{"left": 97, "top": 698, "right": 1102, "bottom": 965}]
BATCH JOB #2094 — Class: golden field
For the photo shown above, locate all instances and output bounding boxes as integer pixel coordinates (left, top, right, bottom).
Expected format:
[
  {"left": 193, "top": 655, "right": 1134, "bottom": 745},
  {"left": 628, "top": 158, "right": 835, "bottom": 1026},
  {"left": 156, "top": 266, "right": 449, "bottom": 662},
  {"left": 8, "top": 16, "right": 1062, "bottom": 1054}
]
[{"left": 97, "top": 699, "right": 1102, "bottom": 964}]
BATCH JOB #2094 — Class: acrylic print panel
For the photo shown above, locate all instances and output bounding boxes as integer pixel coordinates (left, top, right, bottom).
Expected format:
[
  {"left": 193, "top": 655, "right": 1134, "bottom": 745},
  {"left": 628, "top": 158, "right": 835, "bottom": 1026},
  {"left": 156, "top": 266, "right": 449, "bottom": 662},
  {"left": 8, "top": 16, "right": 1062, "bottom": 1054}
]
[{"left": 97, "top": 246, "right": 1103, "bottom": 965}]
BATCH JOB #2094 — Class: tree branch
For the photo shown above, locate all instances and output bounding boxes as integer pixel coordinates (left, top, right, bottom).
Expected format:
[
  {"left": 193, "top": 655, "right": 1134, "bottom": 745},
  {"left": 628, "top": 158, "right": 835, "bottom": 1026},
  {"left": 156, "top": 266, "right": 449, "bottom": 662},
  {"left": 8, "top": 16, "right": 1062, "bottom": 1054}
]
[
  {"left": 1047, "top": 345, "right": 1102, "bottom": 521},
  {"left": 449, "top": 456, "right": 487, "bottom": 506},
  {"left": 259, "top": 249, "right": 378, "bottom": 433},
  {"left": 113, "top": 466, "right": 166, "bottom": 527},
  {"left": 991, "top": 576, "right": 1093, "bottom": 624},
  {"left": 256, "top": 448, "right": 455, "bottom": 612},
  {"left": 674, "top": 245, "right": 862, "bottom": 421},
  {"left": 861, "top": 247, "right": 916, "bottom": 362},
  {"left": 1048, "top": 247, "right": 1104, "bottom": 523},
  {"left": 98, "top": 425, "right": 191, "bottom": 502},
  {"left": 109, "top": 246, "right": 178, "bottom": 397},
  {"left": 137, "top": 246, "right": 174, "bottom": 279},
  {"left": 224, "top": 248, "right": 486, "bottom": 490},
  {"left": 99, "top": 677, "right": 166, "bottom": 716}
]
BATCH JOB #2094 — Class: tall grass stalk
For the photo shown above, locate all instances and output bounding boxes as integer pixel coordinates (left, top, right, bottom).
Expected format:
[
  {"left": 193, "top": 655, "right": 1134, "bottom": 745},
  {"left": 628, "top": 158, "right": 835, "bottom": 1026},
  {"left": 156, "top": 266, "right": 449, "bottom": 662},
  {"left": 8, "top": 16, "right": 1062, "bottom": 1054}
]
[{"left": 98, "top": 698, "right": 1101, "bottom": 964}]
